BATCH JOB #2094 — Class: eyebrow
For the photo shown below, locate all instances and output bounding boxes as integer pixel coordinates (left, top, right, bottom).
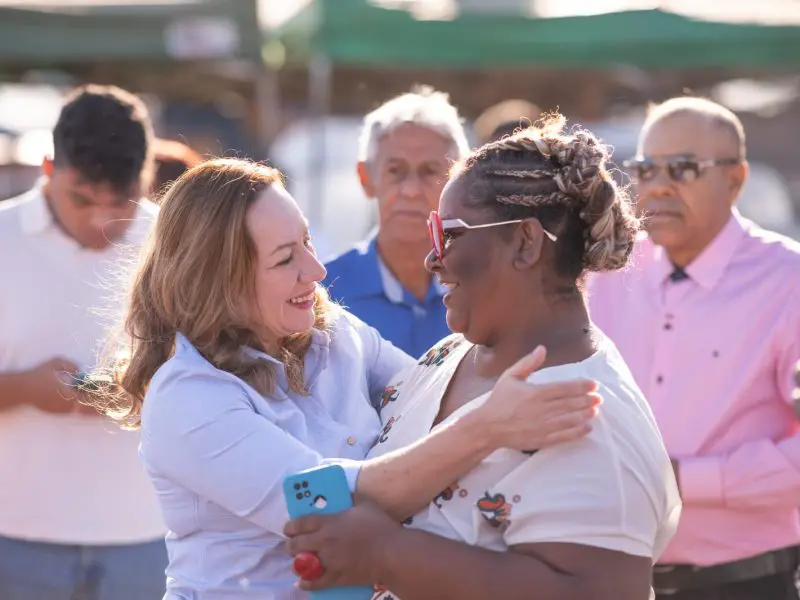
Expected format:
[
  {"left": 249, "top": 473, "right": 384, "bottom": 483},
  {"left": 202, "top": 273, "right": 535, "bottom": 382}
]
[
  {"left": 270, "top": 241, "right": 296, "bottom": 255},
  {"left": 69, "top": 188, "right": 93, "bottom": 200},
  {"left": 269, "top": 225, "right": 311, "bottom": 256},
  {"left": 69, "top": 188, "right": 134, "bottom": 205}
]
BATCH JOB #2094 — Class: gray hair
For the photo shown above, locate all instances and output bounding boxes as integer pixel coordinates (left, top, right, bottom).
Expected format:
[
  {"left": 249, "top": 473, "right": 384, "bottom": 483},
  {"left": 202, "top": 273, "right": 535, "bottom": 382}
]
[{"left": 357, "top": 86, "right": 470, "bottom": 164}]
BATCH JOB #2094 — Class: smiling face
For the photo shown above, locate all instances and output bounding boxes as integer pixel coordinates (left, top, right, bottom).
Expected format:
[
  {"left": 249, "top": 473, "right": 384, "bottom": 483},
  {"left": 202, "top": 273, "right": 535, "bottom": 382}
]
[
  {"left": 636, "top": 112, "right": 746, "bottom": 265},
  {"left": 359, "top": 123, "right": 454, "bottom": 246},
  {"left": 424, "top": 176, "right": 531, "bottom": 344},
  {"left": 247, "top": 185, "right": 327, "bottom": 349}
]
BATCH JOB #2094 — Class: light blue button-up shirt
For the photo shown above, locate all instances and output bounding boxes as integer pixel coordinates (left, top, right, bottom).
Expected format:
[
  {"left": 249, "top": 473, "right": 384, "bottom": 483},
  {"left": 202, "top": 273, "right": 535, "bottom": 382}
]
[
  {"left": 324, "top": 235, "right": 451, "bottom": 358},
  {"left": 139, "top": 309, "right": 413, "bottom": 599}
]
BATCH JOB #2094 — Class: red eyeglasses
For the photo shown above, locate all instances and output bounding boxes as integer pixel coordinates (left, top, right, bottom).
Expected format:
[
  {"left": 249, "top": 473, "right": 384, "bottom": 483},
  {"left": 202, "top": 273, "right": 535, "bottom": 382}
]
[{"left": 427, "top": 211, "right": 557, "bottom": 261}]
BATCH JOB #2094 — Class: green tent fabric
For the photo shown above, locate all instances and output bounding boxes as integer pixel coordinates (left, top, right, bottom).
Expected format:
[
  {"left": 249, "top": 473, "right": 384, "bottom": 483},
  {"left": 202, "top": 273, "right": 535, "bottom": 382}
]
[
  {"left": 275, "top": 0, "right": 800, "bottom": 69},
  {"left": 0, "top": 0, "right": 262, "bottom": 63}
]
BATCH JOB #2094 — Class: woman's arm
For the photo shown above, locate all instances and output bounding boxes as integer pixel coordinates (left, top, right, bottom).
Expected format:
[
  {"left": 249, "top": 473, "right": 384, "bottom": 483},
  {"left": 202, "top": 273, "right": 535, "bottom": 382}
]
[
  {"left": 380, "top": 533, "right": 651, "bottom": 600},
  {"left": 285, "top": 382, "right": 675, "bottom": 598},
  {"left": 285, "top": 504, "right": 651, "bottom": 600},
  {"left": 346, "top": 316, "right": 599, "bottom": 519},
  {"left": 141, "top": 372, "right": 358, "bottom": 536},
  {"left": 354, "top": 347, "right": 599, "bottom": 520},
  {"left": 145, "top": 350, "right": 597, "bottom": 532}
]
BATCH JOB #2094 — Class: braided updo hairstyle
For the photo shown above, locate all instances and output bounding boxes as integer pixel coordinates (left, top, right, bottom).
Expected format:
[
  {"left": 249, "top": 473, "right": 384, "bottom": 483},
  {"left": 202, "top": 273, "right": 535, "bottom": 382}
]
[{"left": 455, "top": 114, "right": 639, "bottom": 280}]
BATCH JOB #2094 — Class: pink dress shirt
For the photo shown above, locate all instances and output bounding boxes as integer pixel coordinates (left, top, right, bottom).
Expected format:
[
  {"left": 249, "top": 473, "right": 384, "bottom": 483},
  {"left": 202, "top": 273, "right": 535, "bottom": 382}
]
[{"left": 587, "top": 210, "right": 800, "bottom": 566}]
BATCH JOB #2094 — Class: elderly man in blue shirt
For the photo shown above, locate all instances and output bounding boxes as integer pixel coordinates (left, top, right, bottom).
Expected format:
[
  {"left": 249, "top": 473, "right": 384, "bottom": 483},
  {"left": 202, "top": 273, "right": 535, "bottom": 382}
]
[{"left": 324, "top": 86, "right": 470, "bottom": 358}]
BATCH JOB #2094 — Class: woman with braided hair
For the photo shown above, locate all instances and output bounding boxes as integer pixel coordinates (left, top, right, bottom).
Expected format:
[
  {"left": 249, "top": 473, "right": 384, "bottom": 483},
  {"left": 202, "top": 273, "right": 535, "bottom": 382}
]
[{"left": 285, "top": 115, "right": 681, "bottom": 600}]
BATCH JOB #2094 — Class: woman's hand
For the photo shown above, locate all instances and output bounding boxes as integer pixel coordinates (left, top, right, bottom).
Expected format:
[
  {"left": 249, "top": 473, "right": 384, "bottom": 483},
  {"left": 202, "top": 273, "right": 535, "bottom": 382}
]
[
  {"left": 284, "top": 502, "right": 401, "bottom": 591},
  {"left": 473, "top": 346, "right": 601, "bottom": 452}
]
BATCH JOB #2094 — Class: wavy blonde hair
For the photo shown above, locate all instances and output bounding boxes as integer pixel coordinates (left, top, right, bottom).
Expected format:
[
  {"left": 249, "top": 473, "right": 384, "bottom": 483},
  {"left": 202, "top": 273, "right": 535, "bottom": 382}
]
[{"left": 94, "top": 158, "right": 334, "bottom": 428}]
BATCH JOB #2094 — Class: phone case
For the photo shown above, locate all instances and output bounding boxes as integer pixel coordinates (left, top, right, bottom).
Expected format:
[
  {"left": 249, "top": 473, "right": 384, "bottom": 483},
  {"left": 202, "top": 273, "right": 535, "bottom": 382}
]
[{"left": 283, "top": 465, "right": 375, "bottom": 600}]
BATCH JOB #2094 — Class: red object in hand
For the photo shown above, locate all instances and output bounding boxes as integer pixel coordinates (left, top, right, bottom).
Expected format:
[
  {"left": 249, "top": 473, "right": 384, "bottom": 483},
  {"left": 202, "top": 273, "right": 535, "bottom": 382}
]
[{"left": 293, "top": 552, "right": 324, "bottom": 581}]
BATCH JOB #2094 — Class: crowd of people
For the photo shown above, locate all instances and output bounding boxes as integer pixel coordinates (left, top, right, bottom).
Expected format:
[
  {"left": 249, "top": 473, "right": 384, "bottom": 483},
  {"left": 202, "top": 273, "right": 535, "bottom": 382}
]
[{"left": 0, "top": 81, "right": 798, "bottom": 600}]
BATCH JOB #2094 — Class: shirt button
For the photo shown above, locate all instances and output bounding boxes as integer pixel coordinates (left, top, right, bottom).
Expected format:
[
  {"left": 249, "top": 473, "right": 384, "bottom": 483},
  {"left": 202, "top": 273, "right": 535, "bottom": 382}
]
[
  {"left": 347, "top": 436, "right": 356, "bottom": 446},
  {"left": 656, "top": 375, "right": 664, "bottom": 384},
  {"left": 663, "top": 323, "right": 673, "bottom": 331}
]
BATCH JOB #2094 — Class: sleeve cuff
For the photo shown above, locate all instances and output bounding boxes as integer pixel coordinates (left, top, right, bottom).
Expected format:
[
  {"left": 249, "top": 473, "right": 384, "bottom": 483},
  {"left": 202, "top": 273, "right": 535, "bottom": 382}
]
[
  {"left": 678, "top": 455, "right": 724, "bottom": 505},
  {"left": 319, "top": 458, "right": 363, "bottom": 494}
]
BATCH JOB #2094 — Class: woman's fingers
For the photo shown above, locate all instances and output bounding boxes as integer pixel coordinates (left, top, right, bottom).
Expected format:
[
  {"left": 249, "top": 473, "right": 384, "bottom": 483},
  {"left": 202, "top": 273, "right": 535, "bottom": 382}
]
[
  {"left": 504, "top": 400, "right": 598, "bottom": 452},
  {"left": 540, "top": 421, "right": 594, "bottom": 447},
  {"left": 551, "top": 405, "right": 600, "bottom": 426},
  {"left": 536, "top": 378, "right": 598, "bottom": 401},
  {"left": 284, "top": 514, "right": 326, "bottom": 538},
  {"left": 502, "top": 345, "right": 547, "bottom": 382},
  {"left": 480, "top": 367, "right": 603, "bottom": 451},
  {"left": 538, "top": 405, "right": 598, "bottom": 440},
  {"left": 543, "top": 392, "right": 602, "bottom": 415},
  {"left": 285, "top": 532, "right": 320, "bottom": 557}
]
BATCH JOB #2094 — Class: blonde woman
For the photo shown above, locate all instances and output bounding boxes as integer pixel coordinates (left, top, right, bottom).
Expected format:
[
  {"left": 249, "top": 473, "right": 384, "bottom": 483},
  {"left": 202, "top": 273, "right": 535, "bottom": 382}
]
[
  {"left": 93, "top": 159, "right": 601, "bottom": 599},
  {"left": 285, "top": 118, "right": 682, "bottom": 600}
]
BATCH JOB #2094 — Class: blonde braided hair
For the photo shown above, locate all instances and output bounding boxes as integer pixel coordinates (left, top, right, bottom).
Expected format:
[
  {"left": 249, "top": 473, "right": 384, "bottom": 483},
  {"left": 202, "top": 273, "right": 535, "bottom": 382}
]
[{"left": 456, "top": 113, "right": 639, "bottom": 274}]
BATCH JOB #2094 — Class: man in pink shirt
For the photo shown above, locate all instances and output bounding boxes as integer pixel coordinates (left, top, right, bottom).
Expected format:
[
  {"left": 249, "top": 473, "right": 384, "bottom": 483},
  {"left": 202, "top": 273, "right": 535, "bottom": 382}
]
[{"left": 588, "top": 96, "right": 800, "bottom": 600}]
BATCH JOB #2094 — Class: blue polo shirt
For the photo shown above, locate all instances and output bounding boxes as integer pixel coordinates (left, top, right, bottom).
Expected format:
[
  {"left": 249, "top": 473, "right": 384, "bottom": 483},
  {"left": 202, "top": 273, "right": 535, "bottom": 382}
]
[{"left": 324, "top": 237, "right": 450, "bottom": 359}]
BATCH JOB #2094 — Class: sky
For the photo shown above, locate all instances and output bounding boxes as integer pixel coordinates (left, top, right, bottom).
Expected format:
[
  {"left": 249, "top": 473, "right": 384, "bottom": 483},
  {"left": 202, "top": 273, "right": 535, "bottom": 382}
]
[
  {"left": 1, "top": 0, "right": 799, "bottom": 27},
  {"left": 258, "top": 0, "right": 800, "bottom": 26}
]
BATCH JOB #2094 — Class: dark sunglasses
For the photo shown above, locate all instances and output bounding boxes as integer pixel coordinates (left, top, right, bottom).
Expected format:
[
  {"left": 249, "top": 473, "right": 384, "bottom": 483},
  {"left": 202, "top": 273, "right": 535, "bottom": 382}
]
[
  {"left": 623, "top": 156, "right": 740, "bottom": 184},
  {"left": 427, "top": 211, "right": 557, "bottom": 261}
]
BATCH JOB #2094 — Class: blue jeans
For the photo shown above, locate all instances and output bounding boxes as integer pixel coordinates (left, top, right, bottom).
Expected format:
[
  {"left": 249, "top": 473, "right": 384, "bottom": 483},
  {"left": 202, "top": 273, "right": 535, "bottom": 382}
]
[{"left": 0, "top": 536, "right": 167, "bottom": 600}]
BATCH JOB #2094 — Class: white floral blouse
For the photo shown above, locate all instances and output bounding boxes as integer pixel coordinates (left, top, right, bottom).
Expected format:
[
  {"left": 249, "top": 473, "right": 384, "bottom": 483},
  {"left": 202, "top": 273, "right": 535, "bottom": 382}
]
[{"left": 367, "top": 333, "right": 681, "bottom": 600}]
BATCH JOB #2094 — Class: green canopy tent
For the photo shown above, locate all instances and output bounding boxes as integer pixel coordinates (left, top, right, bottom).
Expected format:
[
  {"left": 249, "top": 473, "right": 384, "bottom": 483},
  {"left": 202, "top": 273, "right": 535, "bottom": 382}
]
[
  {"left": 273, "top": 0, "right": 800, "bottom": 124},
  {"left": 275, "top": 0, "right": 800, "bottom": 70},
  {"left": 0, "top": 1, "right": 275, "bottom": 160},
  {"left": 0, "top": 1, "right": 263, "bottom": 63},
  {"left": 269, "top": 0, "right": 800, "bottom": 227}
]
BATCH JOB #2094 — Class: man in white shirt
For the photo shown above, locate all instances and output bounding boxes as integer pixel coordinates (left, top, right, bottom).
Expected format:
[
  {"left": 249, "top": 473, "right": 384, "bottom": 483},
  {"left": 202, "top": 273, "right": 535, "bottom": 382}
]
[{"left": 0, "top": 85, "right": 166, "bottom": 599}]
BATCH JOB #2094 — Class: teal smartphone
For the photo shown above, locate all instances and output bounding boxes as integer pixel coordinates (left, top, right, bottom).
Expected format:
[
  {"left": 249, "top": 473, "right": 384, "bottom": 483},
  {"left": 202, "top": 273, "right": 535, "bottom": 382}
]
[{"left": 283, "top": 465, "right": 374, "bottom": 600}]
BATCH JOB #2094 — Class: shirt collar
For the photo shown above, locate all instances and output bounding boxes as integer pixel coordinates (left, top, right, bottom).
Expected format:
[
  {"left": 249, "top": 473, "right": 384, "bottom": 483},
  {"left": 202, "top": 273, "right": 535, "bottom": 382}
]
[
  {"left": 339, "top": 235, "right": 387, "bottom": 300},
  {"left": 19, "top": 183, "right": 55, "bottom": 236},
  {"left": 176, "top": 325, "right": 333, "bottom": 392},
  {"left": 18, "top": 181, "right": 156, "bottom": 250},
  {"left": 376, "top": 253, "right": 448, "bottom": 303},
  {"left": 650, "top": 209, "right": 746, "bottom": 290},
  {"left": 370, "top": 236, "right": 447, "bottom": 304},
  {"left": 241, "top": 327, "right": 331, "bottom": 364}
]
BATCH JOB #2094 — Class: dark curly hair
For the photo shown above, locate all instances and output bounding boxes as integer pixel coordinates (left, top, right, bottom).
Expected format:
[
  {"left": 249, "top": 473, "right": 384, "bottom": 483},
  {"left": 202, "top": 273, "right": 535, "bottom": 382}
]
[
  {"left": 52, "top": 84, "right": 154, "bottom": 192},
  {"left": 453, "top": 113, "right": 640, "bottom": 280}
]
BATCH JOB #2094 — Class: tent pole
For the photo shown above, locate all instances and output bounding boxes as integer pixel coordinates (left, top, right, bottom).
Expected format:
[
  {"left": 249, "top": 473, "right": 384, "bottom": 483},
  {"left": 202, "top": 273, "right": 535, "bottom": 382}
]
[
  {"left": 307, "top": 52, "right": 331, "bottom": 234},
  {"left": 254, "top": 64, "right": 281, "bottom": 160}
]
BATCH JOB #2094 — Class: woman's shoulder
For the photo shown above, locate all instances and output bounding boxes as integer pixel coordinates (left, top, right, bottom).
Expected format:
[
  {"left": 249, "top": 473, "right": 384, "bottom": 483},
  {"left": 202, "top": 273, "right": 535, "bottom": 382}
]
[
  {"left": 583, "top": 337, "right": 660, "bottom": 428},
  {"left": 324, "top": 305, "right": 381, "bottom": 347},
  {"left": 480, "top": 343, "right": 677, "bottom": 557},
  {"left": 327, "top": 305, "right": 369, "bottom": 339},
  {"left": 526, "top": 336, "right": 644, "bottom": 410},
  {"left": 370, "top": 334, "right": 466, "bottom": 420},
  {"left": 143, "top": 336, "right": 257, "bottom": 424},
  {"left": 325, "top": 306, "right": 415, "bottom": 363},
  {"left": 524, "top": 338, "right": 669, "bottom": 481},
  {"left": 324, "top": 307, "right": 389, "bottom": 363},
  {"left": 383, "top": 333, "right": 467, "bottom": 390},
  {"left": 416, "top": 333, "right": 468, "bottom": 368}
]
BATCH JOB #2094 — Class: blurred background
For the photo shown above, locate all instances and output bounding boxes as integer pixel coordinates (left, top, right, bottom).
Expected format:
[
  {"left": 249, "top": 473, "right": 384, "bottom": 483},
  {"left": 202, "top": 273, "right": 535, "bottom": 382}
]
[{"left": 1, "top": 0, "right": 799, "bottom": 258}]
